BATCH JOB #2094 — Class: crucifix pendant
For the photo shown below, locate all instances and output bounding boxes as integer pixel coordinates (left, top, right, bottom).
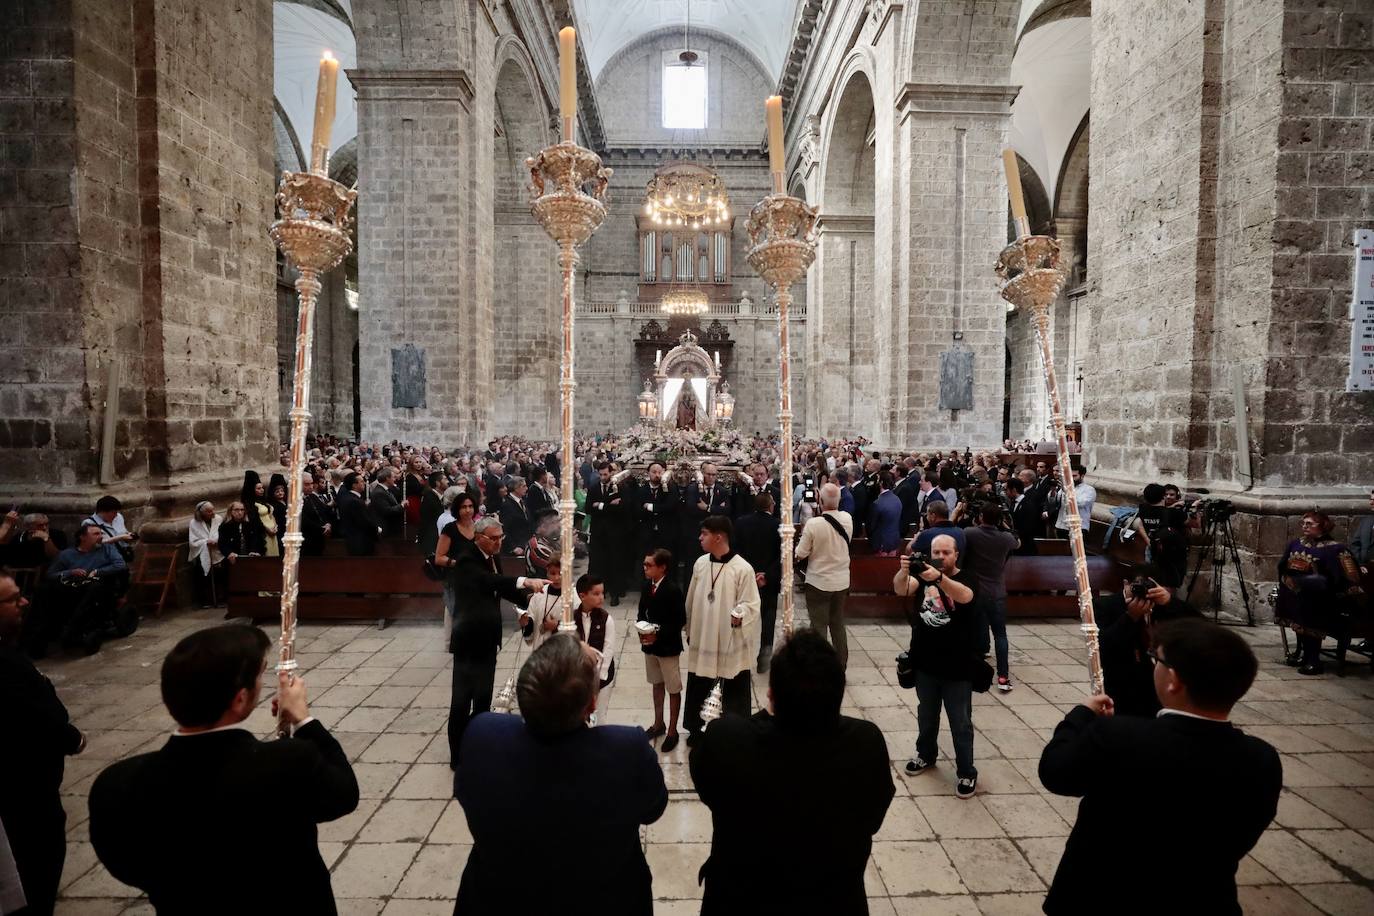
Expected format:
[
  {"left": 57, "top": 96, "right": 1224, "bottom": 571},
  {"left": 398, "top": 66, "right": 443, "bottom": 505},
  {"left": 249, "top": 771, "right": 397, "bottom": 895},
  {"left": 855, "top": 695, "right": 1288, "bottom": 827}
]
[{"left": 707, "top": 590, "right": 715, "bottom": 602}]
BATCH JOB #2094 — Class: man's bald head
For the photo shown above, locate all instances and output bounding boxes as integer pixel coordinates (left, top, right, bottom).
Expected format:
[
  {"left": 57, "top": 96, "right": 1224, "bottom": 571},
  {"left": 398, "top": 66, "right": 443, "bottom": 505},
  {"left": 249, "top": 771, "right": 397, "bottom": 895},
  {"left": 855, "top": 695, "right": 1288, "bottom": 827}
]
[
  {"left": 818, "top": 483, "right": 841, "bottom": 511},
  {"left": 930, "top": 533, "right": 959, "bottom": 570}
]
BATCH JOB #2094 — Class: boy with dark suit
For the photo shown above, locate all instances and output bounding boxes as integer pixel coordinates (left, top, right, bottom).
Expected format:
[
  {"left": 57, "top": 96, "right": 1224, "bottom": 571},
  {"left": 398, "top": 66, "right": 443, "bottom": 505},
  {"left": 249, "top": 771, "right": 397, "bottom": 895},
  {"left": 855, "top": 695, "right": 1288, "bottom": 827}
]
[
  {"left": 636, "top": 548, "right": 687, "bottom": 752},
  {"left": 88, "top": 625, "right": 359, "bottom": 914},
  {"left": 1039, "top": 618, "right": 1282, "bottom": 915}
]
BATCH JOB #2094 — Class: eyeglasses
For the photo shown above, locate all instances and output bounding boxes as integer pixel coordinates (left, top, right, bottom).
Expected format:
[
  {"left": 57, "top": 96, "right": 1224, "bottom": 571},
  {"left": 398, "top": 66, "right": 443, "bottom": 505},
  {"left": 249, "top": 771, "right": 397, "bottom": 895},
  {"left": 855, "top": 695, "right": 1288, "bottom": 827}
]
[{"left": 1145, "top": 649, "right": 1172, "bottom": 669}]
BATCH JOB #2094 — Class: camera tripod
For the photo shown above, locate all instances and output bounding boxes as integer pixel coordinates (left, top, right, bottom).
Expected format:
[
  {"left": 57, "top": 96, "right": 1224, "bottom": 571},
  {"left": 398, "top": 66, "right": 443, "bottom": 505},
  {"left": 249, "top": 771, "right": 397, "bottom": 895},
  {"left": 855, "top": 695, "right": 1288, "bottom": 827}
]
[{"left": 1185, "top": 508, "right": 1255, "bottom": 626}]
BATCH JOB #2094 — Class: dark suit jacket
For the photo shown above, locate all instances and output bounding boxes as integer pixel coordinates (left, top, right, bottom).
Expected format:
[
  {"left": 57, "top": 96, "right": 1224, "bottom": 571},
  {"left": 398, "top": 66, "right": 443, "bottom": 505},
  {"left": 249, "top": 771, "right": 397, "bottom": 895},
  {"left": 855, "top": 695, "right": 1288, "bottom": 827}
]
[
  {"left": 370, "top": 483, "right": 404, "bottom": 537},
  {"left": 498, "top": 495, "right": 532, "bottom": 554},
  {"left": 733, "top": 509, "right": 782, "bottom": 589},
  {"left": 637, "top": 482, "right": 680, "bottom": 551},
  {"left": 301, "top": 492, "right": 334, "bottom": 556},
  {"left": 455, "top": 713, "right": 667, "bottom": 915},
  {"left": 337, "top": 489, "right": 379, "bottom": 556},
  {"left": 449, "top": 548, "right": 529, "bottom": 660},
  {"left": 1096, "top": 593, "right": 1201, "bottom": 717},
  {"left": 89, "top": 720, "right": 359, "bottom": 915},
  {"left": 525, "top": 482, "right": 554, "bottom": 522},
  {"left": 636, "top": 577, "right": 686, "bottom": 656},
  {"left": 1039, "top": 706, "right": 1282, "bottom": 916},
  {"left": 417, "top": 488, "right": 443, "bottom": 555},
  {"left": 732, "top": 479, "right": 781, "bottom": 520},
  {"left": 1010, "top": 494, "right": 1042, "bottom": 555},
  {"left": 0, "top": 647, "right": 82, "bottom": 905},
  {"left": 690, "top": 711, "right": 894, "bottom": 915}
]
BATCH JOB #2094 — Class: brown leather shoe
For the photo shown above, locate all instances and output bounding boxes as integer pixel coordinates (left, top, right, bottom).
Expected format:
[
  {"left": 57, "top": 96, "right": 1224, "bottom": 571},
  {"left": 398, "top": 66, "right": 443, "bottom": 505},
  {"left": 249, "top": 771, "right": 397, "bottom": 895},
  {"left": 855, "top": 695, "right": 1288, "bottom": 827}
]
[{"left": 644, "top": 723, "right": 666, "bottom": 740}]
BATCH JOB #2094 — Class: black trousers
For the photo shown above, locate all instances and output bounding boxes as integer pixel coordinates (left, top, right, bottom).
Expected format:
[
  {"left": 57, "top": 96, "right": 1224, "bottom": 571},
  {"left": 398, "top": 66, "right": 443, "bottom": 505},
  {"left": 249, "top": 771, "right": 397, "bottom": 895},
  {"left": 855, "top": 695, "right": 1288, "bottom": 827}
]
[
  {"left": 683, "top": 669, "right": 751, "bottom": 734},
  {"left": 50, "top": 578, "right": 121, "bottom": 645},
  {"left": 758, "top": 585, "right": 780, "bottom": 655},
  {"left": 6, "top": 812, "right": 65, "bottom": 916},
  {"left": 448, "top": 654, "right": 497, "bottom": 767}
]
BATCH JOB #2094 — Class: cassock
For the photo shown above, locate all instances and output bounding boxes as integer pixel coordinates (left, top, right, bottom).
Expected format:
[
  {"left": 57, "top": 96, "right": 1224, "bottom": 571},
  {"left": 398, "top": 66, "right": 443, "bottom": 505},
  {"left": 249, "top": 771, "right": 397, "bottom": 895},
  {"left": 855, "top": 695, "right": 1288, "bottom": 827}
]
[{"left": 683, "top": 551, "right": 760, "bottom": 734}]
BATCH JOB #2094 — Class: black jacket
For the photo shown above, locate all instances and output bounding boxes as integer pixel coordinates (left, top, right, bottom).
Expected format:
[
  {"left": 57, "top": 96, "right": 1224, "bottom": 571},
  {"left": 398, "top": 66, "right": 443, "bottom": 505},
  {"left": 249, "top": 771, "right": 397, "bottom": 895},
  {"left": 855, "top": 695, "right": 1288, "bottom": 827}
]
[
  {"left": 637, "top": 481, "right": 680, "bottom": 550},
  {"left": 417, "top": 488, "right": 443, "bottom": 556},
  {"left": 498, "top": 495, "right": 532, "bottom": 554},
  {"left": 636, "top": 577, "right": 686, "bottom": 656},
  {"left": 337, "top": 489, "right": 379, "bottom": 556},
  {"left": 733, "top": 509, "right": 782, "bottom": 589},
  {"left": 690, "top": 711, "right": 894, "bottom": 915},
  {"left": 1096, "top": 593, "right": 1201, "bottom": 717},
  {"left": 1010, "top": 494, "right": 1042, "bottom": 555},
  {"left": 369, "top": 483, "right": 404, "bottom": 537},
  {"left": 1039, "top": 706, "right": 1281, "bottom": 915},
  {"left": 301, "top": 492, "right": 334, "bottom": 557},
  {"left": 0, "top": 647, "right": 82, "bottom": 911},
  {"left": 733, "top": 479, "right": 781, "bottom": 520},
  {"left": 89, "top": 720, "right": 359, "bottom": 915},
  {"left": 525, "top": 482, "right": 555, "bottom": 522},
  {"left": 449, "top": 548, "right": 529, "bottom": 660}
]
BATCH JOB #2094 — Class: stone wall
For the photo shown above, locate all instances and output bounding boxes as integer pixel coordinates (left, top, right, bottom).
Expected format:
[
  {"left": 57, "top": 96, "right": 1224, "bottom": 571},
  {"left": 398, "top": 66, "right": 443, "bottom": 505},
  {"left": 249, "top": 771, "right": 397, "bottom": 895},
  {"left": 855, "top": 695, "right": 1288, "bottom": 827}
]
[
  {"left": 0, "top": 0, "right": 276, "bottom": 508},
  {"left": 595, "top": 30, "right": 774, "bottom": 147}
]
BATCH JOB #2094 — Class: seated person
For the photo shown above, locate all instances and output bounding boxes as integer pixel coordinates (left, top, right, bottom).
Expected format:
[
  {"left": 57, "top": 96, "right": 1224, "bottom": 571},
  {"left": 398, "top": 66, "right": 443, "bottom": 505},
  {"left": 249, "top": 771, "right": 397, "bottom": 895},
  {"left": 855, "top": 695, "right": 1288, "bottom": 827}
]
[
  {"left": 1275, "top": 511, "right": 1364, "bottom": 675},
  {"left": 43, "top": 522, "right": 130, "bottom": 655},
  {"left": 0, "top": 512, "right": 65, "bottom": 569},
  {"left": 1095, "top": 567, "right": 1200, "bottom": 717}
]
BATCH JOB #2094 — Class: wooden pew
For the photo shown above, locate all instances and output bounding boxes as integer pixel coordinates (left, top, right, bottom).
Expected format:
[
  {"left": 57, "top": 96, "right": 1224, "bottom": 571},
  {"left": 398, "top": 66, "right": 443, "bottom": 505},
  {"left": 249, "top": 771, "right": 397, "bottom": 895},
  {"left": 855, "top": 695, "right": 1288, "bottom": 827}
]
[
  {"left": 846, "top": 553, "right": 1126, "bottom": 620},
  {"left": 226, "top": 555, "right": 443, "bottom": 622}
]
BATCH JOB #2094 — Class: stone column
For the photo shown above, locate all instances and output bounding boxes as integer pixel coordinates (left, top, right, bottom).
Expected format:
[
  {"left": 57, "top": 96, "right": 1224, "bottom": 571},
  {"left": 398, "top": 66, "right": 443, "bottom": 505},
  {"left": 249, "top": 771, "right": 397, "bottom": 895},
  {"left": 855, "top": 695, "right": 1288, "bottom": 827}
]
[{"left": 351, "top": 68, "right": 488, "bottom": 443}]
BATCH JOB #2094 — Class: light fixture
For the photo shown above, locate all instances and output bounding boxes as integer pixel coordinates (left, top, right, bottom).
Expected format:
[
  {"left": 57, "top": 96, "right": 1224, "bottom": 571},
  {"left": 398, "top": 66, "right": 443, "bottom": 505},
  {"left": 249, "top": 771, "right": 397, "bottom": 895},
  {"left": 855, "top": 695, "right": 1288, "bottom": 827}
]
[
  {"left": 661, "top": 288, "right": 709, "bottom": 316},
  {"left": 714, "top": 381, "right": 734, "bottom": 423},
  {"left": 638, "top": 380, "right": 658, "bottom": 420},
  {"left": 643, "top": 162, "right": 731, "bottom": 232}
]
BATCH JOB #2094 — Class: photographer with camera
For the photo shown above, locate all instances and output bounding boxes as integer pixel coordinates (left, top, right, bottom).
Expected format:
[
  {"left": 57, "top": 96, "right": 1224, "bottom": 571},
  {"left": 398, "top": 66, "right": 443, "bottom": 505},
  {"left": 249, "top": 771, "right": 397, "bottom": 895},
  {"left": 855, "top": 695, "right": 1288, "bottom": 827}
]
[
  {"left": 892, "top": 535, "right": 980, "bottom": 798},
  {"left": 1095, "top": 566, "right": 1199, "bottom": 717},
  {"left": 795, "top": 484, "right": 854, "bottom": 667},
  {"left": 1132, "top": 484, "right": 1189, "bottom": 587}
]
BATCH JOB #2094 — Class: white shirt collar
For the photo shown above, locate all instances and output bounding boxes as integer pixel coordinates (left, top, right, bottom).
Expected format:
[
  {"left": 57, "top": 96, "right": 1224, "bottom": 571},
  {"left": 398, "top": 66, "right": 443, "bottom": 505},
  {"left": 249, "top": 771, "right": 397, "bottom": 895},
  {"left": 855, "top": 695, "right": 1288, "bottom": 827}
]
[
  {"left": 1157, "top": 708, "right": 1229, "bottom": 723},
  {"left": 171, "top": 722, "right": 251, "bottom": 738}
]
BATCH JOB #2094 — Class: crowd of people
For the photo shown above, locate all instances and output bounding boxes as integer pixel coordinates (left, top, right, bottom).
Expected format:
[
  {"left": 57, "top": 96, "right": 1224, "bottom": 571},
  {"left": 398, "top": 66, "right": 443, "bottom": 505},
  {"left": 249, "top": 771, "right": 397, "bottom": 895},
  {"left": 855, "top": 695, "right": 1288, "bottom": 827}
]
[{"left": 2, "top": 429, "right": 1370, "bottom": 914}]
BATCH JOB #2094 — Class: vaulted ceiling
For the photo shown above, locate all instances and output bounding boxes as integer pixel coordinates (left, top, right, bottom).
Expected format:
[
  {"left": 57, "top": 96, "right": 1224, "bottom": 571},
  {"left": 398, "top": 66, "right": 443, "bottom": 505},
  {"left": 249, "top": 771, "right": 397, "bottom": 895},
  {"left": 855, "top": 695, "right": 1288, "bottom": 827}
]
[
  {"left": 274, "top": 0, "right": 357, "bottom": 171},
  {"left": 571, "top": 0, "right": 802, "bottom": 81}
]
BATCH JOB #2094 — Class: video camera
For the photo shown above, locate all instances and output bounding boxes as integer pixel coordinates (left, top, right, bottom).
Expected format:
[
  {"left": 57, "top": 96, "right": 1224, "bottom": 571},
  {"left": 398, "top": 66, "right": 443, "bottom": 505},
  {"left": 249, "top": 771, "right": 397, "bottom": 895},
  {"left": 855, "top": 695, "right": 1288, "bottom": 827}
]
[
  {"left": 1197, "top": 498, "right": 1235, "bottom": 524},
  {"left": 801, "top": 475, "right": 817, "bottom": 504}
]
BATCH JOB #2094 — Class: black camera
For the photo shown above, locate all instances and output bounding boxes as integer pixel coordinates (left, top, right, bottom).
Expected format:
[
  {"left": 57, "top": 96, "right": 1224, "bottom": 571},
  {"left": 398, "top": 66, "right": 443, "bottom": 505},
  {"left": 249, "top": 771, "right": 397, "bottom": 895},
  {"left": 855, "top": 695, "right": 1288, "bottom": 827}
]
[
  {"left": 906, "top": 551, "right": 931, "bottom": 576},
  {"left": 1128, "top": 577, "right": 1155, "bottom": 600},
  {"left": 1201, "top": 498, "right": 1235, "bottom": 524}
]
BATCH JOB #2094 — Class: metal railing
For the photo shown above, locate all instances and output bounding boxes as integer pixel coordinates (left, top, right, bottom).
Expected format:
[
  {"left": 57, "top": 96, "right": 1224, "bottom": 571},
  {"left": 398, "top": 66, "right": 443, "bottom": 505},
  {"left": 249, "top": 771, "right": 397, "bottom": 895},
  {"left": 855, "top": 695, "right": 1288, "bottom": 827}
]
[{"left": 577, "top": 299, "right": 807, "bottom": 318}]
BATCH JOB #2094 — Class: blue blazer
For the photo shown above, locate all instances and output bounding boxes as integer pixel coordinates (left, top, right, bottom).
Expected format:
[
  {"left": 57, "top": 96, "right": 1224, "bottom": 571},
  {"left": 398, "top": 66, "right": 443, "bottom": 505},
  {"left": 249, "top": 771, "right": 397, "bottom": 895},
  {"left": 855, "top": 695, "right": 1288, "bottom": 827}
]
[{"left": 455, "top": 713, "right": 668, "bottom": 915}]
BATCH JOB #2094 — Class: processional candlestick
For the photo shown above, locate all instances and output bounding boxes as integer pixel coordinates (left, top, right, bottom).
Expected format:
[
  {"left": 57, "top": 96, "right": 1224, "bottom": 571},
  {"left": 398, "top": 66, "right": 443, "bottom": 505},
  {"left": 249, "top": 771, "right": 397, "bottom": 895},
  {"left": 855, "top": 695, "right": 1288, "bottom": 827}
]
[
  {"left": 268, "top": 172, "right": 356, "bottom": 735},
  {"left": 526, "top": 31, "right": 612, "bottom": 631},
  {"left": 745, "top": 95, "right": 817, "bottom": 640},
  {"left": 996, "top": 150, "right": 1103, "bottom": 695}
]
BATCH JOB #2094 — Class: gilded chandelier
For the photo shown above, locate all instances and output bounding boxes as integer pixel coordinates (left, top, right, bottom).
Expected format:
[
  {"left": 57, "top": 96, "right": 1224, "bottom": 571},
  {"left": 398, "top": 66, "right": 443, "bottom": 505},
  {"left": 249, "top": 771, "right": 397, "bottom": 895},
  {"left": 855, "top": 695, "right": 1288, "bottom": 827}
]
[
  {"left": 643, "top": 162, "right": 731, "bottom": 230},
  {"left": 660, "top": 287, "right": 709, "bottom": 316}
]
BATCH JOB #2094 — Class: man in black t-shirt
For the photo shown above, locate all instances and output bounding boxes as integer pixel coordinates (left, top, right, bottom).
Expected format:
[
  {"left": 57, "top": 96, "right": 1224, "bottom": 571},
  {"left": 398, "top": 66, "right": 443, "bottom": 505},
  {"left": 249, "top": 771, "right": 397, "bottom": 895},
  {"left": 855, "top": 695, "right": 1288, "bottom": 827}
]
[
  {"left": 892, "top": 533, "right": 980, "bottom": 798},
  {"left": 1133, "top": 483, "right": 1189, "bottom": 587}
]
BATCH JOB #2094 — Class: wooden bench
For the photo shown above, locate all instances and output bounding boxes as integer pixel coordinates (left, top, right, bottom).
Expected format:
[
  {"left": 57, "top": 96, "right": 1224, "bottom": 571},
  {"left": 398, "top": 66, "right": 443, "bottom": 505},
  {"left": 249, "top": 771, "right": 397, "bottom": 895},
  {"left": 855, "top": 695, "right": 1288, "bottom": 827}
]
[
  {"left": 845, "top": 553, "right": 1126, "bottom": 620},
  {"left": 226, "top": 555, "right": 443, "bottom": 622}
]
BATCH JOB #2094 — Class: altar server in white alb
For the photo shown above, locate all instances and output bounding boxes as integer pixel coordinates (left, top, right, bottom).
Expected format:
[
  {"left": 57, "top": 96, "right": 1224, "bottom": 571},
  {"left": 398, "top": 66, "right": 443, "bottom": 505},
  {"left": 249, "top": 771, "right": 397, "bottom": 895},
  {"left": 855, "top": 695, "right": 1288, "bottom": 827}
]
[
  {"left": 519, "top": 556, "right": 567, "bottom": 652},
  {"left": 683, "top": 514, "right": 761, "bottom": 746}
]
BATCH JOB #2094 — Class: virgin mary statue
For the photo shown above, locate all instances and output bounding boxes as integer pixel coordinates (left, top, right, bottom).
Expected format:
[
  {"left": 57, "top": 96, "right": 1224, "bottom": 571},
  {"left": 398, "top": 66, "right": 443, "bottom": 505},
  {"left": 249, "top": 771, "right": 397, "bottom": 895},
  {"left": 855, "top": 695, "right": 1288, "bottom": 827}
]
[{"left": 676, "top": 370, "right": 698, "bottom": 430}]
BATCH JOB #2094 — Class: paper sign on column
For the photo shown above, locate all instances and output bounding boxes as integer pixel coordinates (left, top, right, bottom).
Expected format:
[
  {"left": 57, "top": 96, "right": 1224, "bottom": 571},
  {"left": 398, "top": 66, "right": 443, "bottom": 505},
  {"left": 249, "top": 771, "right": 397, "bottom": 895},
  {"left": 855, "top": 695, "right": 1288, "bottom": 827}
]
[{"left": 1350, "top": 229, "right": 1374, "bottom": 392}]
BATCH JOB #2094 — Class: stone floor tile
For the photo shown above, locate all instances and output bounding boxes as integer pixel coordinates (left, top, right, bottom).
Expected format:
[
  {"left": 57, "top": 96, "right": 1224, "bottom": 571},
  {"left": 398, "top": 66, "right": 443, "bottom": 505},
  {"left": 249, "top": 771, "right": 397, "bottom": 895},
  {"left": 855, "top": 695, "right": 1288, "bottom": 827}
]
[
  {"left": 889, "top": 896, "right": 980, "bottom": 915},
  {"left": 1296, "top": 882, "right": 1374, "bottom": 916},
  {"left": 330, "top": 842, "right": 421, "bottom": 898},
  {"left": 335, "top": 731, "right": 383, "bottom": 762},
  {"left": 393, "top": 844, "right": 468, "bottom": 899},
  {"left": 865, "top": 898, "right": 897, "bottom": 916},
  {"left": 1276, "top": 790, "right": 1346, "bottom": 829},
  {"left": 1295, "top": 828, "right": 1374, "bottom": 880},
  {"left": 1293, "top": 725, "right": 1374, "bottom": 753},
  {"left": 1236, "top": 885, "right": 1326, "bottom": 915},
  {"left": 870, "top": 840, "right": 966, "bottom": 896},
  {"left": 974, "top": 893, "right": 1052, "bottom": 915},
  {"left": 359, "top": 732, "right": 431, "bottom": 764},
  {"left": 392, "top": 763, "right": 457, "bottom": 800},
  {"left": 388, "top": 708, "right": 451, "bottom": 733},
  {"left": 360, "top": 798, "right": 448, "bottom": 843},
  {"left": 1015, "top": 835, "right": 1067, "bottom": 885},
  {"left": 334, "top": 898, "right": 384, "bottom": 915},
  {"left": 53, "top": 900, "right": 134, "bottom": 915},
  {"left": 645, "top": 799, "right": 713, "bottom": 844},
  {"left": 1249, "top": 831, "right": 1346, "bottom": 884},
  {"left": 1294, "top": 752, "right": 1374, "bottom": 786},
  {"left": 381, "top": 901, "right": 455, "bottom": 916},
  {"left": 645, "top": 843, "right": 710, "bottom": 899},
  {"left": 61, "top": 863, "right": 140, "bottom": 899},
  {"left": 336, "top": 705, "right": 403, "bottom": 734},
  {"left": 942, "top": 837, "right": 1043, "bottom": 893},
  {"left": 318, "top": 797, "right": 382, "bottom": 843},
  {"left": 978, "top": 728, "right": 1048, "bottom": 759},
  {"left": 873, "top": 795, "right": 935, "bottom": 842},
  {"left": 385, "top": 667, "right": 443, "bottom": 687},
  {"left": 429, "top": 800, "right": 474, "bottom": 845},
  {"left": 316, "top": 685, "right": 377, "bottom": 708},
  {"left": 58, "top": 841, "right": 99, "bottom": 891},
  {"left": 1294, "top": 786, "right": 1374, "bottom": 829},
  {"left": 352, "top": 762, "right": 410, "bottom": 798},
  {"left": 363, "top": 685, "right": 425, "bottom": 708},
  {"left": 969, "top": 760, "right": 1036, "bottom": 795},
  {"left": 982, "top": 794, "right": 1071, "bottom": 837},
  {"left": 1235, "top": 853, "right": 1279, "bottom": 885}
]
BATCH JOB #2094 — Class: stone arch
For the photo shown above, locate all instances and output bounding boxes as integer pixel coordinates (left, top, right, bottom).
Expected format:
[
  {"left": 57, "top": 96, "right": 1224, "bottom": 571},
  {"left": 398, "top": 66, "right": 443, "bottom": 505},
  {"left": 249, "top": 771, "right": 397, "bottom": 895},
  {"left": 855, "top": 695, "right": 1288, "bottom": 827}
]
[
  {"left": 489, "top": 44, "right": 558, "bottom": 438},
  {"left": 1052, "top": 112, "right": 1090, "bottom": 277},
  {"left": 809, "top": 62, "right": 878, "bottom": 439}
]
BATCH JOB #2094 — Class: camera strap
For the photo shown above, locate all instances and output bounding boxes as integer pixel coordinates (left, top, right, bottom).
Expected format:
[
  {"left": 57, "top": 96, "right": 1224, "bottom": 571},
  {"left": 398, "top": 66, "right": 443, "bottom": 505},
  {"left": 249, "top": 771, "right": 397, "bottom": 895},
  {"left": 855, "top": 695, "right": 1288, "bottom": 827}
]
[{"left": 821, "top": 514, "right": 849, "bottom": 545}]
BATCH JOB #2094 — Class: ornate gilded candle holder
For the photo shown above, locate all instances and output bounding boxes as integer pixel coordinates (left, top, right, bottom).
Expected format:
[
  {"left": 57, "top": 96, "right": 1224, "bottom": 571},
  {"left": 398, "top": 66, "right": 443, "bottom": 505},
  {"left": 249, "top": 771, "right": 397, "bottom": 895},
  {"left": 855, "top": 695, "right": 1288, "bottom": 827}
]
[
  {"left": 526, "top": 141, "right": 612, "bottom": 628},
  {"left": 996, "top": 234, "right": 1103, "bottom": 695},
  {"left": 269, "top": 171, "right": 357, "bottom": 734},
  {"left": 746, "top": 193, "right": 817, "bottom": 639}
]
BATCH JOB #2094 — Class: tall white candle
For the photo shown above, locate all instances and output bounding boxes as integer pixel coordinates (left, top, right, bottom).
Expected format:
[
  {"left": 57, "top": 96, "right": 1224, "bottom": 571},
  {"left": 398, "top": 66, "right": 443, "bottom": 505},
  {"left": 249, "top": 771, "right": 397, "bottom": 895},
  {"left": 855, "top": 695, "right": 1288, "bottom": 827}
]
[
  {"left": 559, "top": 27, "right": 577, "bottom": 140},
  {"left": 309, "top": 51, "right": 340, "bottom": 174}
]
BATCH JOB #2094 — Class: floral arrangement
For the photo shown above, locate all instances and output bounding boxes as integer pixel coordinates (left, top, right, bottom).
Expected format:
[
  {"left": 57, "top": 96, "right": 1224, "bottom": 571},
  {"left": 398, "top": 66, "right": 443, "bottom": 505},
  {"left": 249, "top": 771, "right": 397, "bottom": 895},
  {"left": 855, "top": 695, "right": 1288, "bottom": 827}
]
[{"left": 618, "top": 424, "right": 751, "bottom": 467}]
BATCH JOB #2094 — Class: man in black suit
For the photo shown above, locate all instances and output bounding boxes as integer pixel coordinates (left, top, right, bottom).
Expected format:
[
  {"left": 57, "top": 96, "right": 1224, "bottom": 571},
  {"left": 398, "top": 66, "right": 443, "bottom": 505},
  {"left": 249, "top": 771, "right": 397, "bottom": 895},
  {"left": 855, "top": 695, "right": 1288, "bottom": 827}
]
[
  {"left": 733, "top": 462, "right": 781, "bottom": 520},
  {"left": 586, "top": 463, "right": 629, "bottom": 605},
  {"left": 456, "top": 635, "right": 667, "bottom": 913},
  {"left": 690, "top": 629, "right": 894, "bottom": 914},
  {"left": 1039, "top": 618, "right": 1282, "bottom": 916},
  {"left": 482, "top": 461, "right": 506, "bottom": 516},
  {"left": 88, "top": 625, "right": 359, "bottom": 914},
  {"left": 370, "top": 467, "right": 405, "bottom": 538},
  {"left": 448, "top": 517, "right": 545, "bottom": 767},
  {"left": 1007, "top": 478, "right": 1040, "bottom": 556},
  {"left": 300, "top": 473, "right": 335, "bottom": 556},
  {"left": 525, "top": 467, "right": 555, "bottom": 525},
  {"left": 498, "top": 477, "right": 533, "bottom": 556},
  {"left": 1096, "top": 570, "right": 1201, "bottom": 717},
  {"left": 679, "top": 461, "right": 735, "bottom": 581},
  {"left": 0, "top": 571, "right": 85, "bottom": 916},
  {"left": 636, "top": 461, "right": 680, "bottom": 559},
  {"left": 733, "top": 491, "right": 783, "bottom": 673},
  {"left": 417, "top": 470, "right": 447, "bottom": 556},
  {"left": 337, "top": 471, "right": 380, "bottom": 556}
]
